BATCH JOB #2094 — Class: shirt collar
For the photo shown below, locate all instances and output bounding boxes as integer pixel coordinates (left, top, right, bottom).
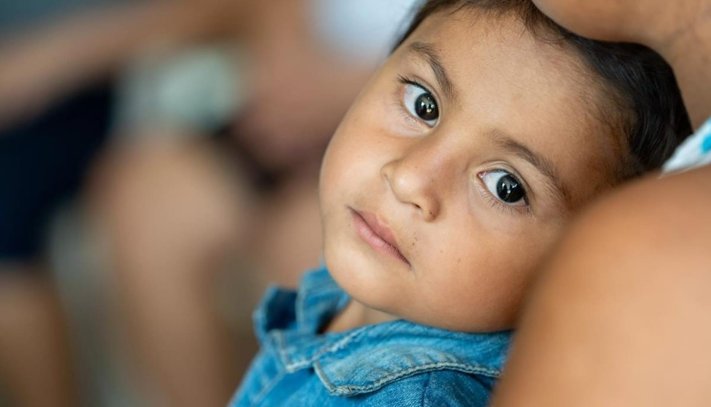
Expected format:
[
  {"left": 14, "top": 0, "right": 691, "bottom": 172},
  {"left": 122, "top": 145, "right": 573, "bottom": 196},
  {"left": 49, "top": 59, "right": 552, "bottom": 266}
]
[
  {"left": 254, "top": 266, "right": 512, "bottom": 396},
  {"left": 313, "top": 321, "right": 511, "bottom": 396},
  {"left": 253, "top": 265, "right": 350, "bottom": 342}
]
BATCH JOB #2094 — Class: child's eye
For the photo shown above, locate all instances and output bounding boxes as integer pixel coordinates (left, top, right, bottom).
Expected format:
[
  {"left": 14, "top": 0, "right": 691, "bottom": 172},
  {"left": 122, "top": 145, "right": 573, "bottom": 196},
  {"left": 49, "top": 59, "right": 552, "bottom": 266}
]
[
  {"left": 479, "top": 170, "right": 528, "bottom": 206},
  {"left": 402, "top": 81, "right": 439, "bottom": 127}
]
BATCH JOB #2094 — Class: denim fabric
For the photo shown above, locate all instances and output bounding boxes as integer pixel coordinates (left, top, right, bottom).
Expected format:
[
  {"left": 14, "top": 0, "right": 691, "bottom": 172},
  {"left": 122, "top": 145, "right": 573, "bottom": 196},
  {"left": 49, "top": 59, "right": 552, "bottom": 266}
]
[{"left": 231, "top": 266, "right": 512, "bottom": 407}]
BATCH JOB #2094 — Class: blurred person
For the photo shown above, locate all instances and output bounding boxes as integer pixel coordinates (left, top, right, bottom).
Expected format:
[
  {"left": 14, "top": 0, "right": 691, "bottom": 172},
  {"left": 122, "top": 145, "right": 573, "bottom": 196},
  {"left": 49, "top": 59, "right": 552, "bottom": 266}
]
[
  {"left": 0, "top": 2, "right": 130, "bottom": 406},
  {"left": 0, "top": 1, "right": 246, "bottom": 405}
]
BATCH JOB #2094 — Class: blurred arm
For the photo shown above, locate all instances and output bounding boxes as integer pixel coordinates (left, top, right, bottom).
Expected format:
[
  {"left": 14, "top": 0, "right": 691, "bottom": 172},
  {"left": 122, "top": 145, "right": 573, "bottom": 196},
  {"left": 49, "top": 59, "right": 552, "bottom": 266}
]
[{"left": 0, "top": 0, "right": 249, "bottom": 129}]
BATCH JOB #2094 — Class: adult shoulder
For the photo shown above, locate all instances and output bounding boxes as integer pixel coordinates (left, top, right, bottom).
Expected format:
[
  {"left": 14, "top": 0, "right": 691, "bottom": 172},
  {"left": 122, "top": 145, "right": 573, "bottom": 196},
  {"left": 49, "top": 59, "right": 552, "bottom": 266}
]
[{"left": 493, "top": 164, "right": 711, "bottom": 406}]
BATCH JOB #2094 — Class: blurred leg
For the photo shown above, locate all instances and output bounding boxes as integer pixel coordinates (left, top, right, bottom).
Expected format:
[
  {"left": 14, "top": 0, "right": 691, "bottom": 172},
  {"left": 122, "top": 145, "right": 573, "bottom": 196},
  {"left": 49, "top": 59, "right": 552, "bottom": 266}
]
[
  {"left": 0, "top": 265, "right": 78, "bottom": 407},
  {"left": 492, "top": 166, "right": 711, "bottom": 407},
  {"left": 112, "top": 249, "right": 240, "bottom": 407},
  {"left": 91, "top": 140, "right": 250, "bottom": 406},
  {"left": 250, "top": 164, "right": 323, "bottom": 289}
]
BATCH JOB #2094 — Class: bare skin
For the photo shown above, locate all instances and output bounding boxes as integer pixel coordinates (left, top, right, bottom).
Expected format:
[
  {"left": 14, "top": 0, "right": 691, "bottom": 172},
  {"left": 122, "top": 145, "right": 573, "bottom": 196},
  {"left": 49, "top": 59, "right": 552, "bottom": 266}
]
[
  {"left": 492, "top": 1, "right": 711, "bottom": 405},
  {"left": 0, "top": 269, "right": 78, "bottom": 407},
  {"left": 493, "top": 165, "right": 711, "bottom": 407},
  {"left": 92, "top": 140, "right": 248, "bottom": 407},
  {"left": 529, "top": 0, "right": 711, "bottom": 128}
]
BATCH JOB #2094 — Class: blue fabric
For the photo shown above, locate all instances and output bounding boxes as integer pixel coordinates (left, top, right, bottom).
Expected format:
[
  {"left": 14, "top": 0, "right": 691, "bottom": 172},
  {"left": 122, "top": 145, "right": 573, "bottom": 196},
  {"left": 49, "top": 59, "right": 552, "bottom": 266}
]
[{"left": 231, "top": 266, "right": 512, "bottom": 406}]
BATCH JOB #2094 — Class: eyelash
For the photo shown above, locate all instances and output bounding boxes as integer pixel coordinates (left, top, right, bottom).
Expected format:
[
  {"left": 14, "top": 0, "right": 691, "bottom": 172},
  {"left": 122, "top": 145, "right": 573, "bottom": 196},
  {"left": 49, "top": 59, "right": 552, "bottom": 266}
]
[{"left": 397, "top": 74, "right": 423, "bottom": 91}]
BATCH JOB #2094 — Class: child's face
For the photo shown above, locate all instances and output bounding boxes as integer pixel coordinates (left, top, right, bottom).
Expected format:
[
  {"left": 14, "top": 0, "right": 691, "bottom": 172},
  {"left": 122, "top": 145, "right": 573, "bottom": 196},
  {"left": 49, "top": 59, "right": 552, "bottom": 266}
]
[{"left": 319, "top": 9, "right": 621, "bottom": 331}]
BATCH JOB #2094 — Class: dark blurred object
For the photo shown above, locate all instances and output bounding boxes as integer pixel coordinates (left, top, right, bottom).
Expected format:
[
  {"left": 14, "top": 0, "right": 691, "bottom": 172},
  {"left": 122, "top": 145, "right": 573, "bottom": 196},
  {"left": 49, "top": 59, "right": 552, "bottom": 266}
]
[{"left": 0, "top": 80, "right": 114, "bottom": 260}]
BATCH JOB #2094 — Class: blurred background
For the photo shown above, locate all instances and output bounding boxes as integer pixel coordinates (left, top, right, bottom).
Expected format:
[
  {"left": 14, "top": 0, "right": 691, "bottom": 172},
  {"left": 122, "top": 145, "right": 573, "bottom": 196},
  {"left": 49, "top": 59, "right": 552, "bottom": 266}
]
[{"left": 0, "top": 0, "right": 420, "bottom": 405}]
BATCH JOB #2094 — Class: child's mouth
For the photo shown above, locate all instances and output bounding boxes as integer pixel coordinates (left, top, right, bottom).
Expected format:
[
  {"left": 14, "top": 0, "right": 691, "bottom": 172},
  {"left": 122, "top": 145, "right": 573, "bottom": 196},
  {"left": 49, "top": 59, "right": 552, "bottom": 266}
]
[{"left": 350, "top": 208, "right": 410, "bottom": 267}]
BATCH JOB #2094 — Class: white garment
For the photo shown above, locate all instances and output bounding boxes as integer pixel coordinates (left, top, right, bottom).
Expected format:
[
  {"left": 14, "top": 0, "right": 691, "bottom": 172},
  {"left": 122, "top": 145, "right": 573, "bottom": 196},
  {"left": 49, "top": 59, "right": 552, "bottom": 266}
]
[
  {"left": 113, "top": 46, "right": 244, "bottom": 136},
  {"left": 310, "top": 0, "right": 423, "bottom": 63},
  {"left": 663, "top": 118, "right": 711, "bottom": 174}
]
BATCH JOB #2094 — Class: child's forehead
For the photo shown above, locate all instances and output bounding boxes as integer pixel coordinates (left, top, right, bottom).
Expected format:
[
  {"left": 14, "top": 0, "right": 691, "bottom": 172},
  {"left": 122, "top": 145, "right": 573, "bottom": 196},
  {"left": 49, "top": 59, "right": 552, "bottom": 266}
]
[
  {"left": 413, "top": 9, "right": 606, "bottom": 117},
  {"left": 410, "top": 8, "right": 571, "bottom": 64},
  {"left": 402, "top": 8, "right": 592, "bottom": 95}
]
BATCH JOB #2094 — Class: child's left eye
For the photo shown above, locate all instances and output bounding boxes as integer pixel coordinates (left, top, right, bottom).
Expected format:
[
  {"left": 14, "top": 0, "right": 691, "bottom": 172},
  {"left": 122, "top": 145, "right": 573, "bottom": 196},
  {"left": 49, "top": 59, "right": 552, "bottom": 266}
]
[
  {"left": 479, "top": 170, "right": 528, "bottom": 206},
  {"left": 402, "top": 82, "right": 439, "bottom": 127}
]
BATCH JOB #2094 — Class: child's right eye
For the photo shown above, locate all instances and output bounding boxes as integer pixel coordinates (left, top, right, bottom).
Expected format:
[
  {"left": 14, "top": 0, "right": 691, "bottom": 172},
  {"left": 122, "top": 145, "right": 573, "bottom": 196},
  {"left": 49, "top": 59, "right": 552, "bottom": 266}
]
[{"left": 400, "top": 77, "right": 439, "bottom": 127}]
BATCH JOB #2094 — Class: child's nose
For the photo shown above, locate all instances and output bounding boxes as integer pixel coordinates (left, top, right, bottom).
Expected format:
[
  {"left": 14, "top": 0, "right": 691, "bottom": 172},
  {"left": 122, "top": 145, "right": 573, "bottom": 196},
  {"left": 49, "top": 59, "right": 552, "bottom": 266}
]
[{"left": 381, "top": 144, "right": 444, "bottom": 222}]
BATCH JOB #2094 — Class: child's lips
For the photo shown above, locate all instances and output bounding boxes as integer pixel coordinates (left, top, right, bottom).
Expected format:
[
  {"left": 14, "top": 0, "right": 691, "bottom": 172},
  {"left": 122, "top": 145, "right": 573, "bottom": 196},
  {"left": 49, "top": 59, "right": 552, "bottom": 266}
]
[{"left": 350, "top": 208, "right": 410, "bottom": 266}]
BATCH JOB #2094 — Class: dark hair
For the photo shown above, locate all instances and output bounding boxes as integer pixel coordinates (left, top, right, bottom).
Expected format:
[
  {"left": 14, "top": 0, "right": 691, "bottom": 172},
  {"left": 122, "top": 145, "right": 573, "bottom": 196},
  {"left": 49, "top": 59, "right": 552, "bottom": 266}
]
[{"left": 395, "top": 0, "right": 691, "bottom": 179}]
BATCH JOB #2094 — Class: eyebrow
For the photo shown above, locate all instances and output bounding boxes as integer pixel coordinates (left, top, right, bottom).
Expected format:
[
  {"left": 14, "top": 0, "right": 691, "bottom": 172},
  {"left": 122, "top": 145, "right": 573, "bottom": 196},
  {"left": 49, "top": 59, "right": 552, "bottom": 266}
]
[
  {"left": 488, "top": 129, "right": 572, "bottom": 208},
  {"left": 408, "top": 41, "right": 457, "bottom": 102}
]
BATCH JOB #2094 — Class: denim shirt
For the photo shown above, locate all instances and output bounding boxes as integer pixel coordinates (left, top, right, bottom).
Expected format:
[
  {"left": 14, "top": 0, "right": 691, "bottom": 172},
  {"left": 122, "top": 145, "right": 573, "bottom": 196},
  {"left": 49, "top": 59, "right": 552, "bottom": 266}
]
[{"left": 231, "top": 266, "right": 512, "bottom": 407}]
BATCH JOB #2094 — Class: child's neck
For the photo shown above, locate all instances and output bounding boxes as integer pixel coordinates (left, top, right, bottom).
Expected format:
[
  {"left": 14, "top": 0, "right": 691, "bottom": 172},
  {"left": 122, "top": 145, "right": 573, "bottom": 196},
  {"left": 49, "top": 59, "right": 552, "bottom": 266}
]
[{"left": 325, "top": 300, "right": 398, "bottom": 333}]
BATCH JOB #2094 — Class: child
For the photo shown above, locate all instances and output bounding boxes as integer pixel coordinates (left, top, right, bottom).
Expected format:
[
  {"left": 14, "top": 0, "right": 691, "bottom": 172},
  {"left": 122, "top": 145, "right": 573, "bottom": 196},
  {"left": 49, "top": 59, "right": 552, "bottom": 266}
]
[{"left": 232, "top": 0, "right": 691, "bottom": 405}]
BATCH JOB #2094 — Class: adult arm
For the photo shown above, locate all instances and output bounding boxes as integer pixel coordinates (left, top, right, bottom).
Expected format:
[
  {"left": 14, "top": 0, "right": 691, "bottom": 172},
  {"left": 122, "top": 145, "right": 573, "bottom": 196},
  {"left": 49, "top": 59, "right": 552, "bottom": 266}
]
[{"left": 491, "top": 164, "right": 711, "bottom": 406}]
